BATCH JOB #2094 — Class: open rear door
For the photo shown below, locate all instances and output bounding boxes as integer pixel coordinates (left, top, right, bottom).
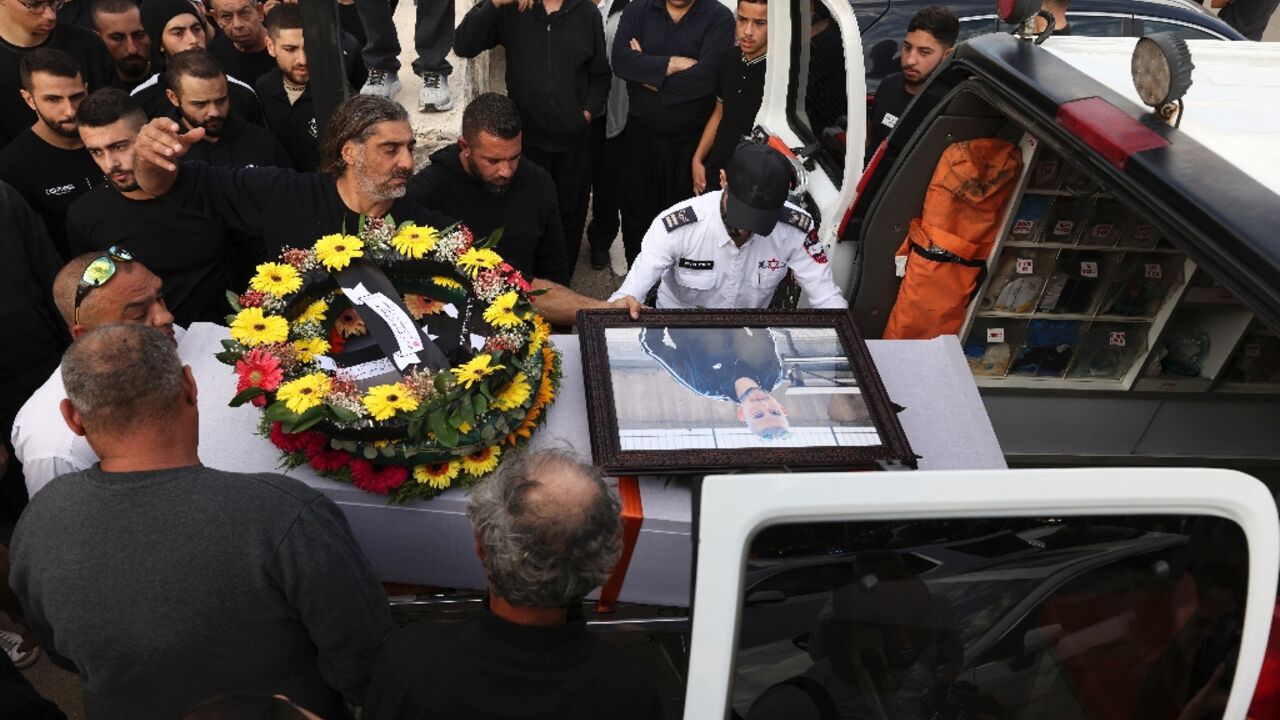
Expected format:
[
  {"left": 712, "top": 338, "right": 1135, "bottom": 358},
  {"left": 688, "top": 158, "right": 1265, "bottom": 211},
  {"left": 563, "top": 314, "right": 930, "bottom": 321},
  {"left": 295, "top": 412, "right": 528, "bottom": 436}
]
[
  {"left": 759, "top": 0, "right": 866, "bottom": 297},
  {"left": 684, "top": 469, "right": 1278, "bottom": 719}
]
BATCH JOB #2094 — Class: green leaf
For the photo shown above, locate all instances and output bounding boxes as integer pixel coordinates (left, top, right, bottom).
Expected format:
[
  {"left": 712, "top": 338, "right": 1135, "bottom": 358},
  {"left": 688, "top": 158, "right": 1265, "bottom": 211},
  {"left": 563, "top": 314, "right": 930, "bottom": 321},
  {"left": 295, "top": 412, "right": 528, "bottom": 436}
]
[
  {"left": 264, "top": 401, "right": 298, "bottom": 424},
  {"left": 220, "top": 338, "right": 242, "bottom": 351},
  {"left": 229, "top": 386, "right": 265, "bottom": 407},
  {"left": 225, "top": 290, "right": 242, "bottom": 312},
  {"left": 429, "top": 409, "right": 448, "bottom": 439},
  {"left": 459, "top": 397, "right": 476, "bottom": 426},
  {"left": 362, "top": 444, "right": 378, "bottom": 459},
  {"left": 328, "top": 403, "right": 359, "bottom": 423},
  {"left": 408, "top": 417, "right": 423, "bottom": 441},
  {"left": 434, "top": 373, "right": 449, "bottom": 394},
  {"left": 472, "top": 394, "right": 488, "bottom": 417},
  {"left": 357, "top": 214, "right": 366, "bottom": 236},
  {"left": 448, "top": 411, "right": 463, "bottom": 429},
  {"left": 437, "top": 424, "right": 459, "bottom": 447},
  {"left": 477, "top": 383, "right": 494, "bottom": 401},
  {"left": 224, "top": 313, "right": 239, "bottom": 326},
  {"left": 214, "top": 350, "right": 242, "bottom": 365},
  {"left": 477, "top": 227, "right": 504, "bottom": 250},
  {"left": 480, "top": 425, "right": 496, "bottom": 442}
]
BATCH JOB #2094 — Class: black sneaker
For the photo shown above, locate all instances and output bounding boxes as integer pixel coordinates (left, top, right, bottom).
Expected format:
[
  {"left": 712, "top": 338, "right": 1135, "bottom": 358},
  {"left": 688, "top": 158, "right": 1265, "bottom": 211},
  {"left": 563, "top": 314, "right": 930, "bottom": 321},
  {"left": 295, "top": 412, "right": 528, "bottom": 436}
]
[{"left": 590, "top": 248, "right": 610, "bottom": 270}]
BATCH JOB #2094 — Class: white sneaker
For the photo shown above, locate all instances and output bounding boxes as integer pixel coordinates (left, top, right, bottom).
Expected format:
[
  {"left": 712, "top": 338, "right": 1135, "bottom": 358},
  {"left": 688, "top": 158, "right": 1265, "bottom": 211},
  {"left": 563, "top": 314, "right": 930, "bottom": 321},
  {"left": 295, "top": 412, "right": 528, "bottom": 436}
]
[
  {"left": 419, "top": 72, "right": 453, "bottom": 112},
  {"left": 0, "top": 629, "right": 39, "bottom": 670},
  {"left": 361, "top": 69, "right": 402, "bottom": 99}
]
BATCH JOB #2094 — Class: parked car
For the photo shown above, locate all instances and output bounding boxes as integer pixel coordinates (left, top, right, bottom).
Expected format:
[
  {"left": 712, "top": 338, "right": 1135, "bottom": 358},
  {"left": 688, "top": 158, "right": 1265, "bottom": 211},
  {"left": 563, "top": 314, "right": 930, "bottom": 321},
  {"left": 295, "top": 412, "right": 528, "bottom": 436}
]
[{"left": 853, "top": 0, "right": 1245, "bottom": 92}]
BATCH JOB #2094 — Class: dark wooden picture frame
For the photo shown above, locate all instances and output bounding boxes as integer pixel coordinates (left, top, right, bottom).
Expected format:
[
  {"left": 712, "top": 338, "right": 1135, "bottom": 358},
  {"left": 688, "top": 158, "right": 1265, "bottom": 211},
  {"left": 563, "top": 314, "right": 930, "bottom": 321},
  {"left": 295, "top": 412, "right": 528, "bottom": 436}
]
[{"left": 577, "top": 309, "right": 914, "bottom": 475}]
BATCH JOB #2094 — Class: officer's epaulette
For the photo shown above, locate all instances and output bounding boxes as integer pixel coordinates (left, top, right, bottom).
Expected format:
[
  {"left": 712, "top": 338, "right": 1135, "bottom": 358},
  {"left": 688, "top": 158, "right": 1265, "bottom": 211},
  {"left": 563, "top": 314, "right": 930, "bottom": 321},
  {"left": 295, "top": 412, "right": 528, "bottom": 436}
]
[
  {"left": 661, "top": 206, "right": 698, "bottom": 232},
  {"left": 779, "top": 207, "right": 813, "bottom": 233}
]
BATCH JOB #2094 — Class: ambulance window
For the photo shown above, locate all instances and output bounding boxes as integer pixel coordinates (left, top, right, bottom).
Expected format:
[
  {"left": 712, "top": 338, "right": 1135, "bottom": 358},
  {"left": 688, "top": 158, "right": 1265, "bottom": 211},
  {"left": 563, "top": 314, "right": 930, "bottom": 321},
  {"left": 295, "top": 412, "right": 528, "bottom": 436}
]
[
  {"left": 1141, "top": 18, "right": 1221, "bottom": 41},
  {"left": 729, "top": 515, "right": 1248, "bottom": 720},
  {"left": 797, "top": 0, "right": 850, "bottom": 187}
]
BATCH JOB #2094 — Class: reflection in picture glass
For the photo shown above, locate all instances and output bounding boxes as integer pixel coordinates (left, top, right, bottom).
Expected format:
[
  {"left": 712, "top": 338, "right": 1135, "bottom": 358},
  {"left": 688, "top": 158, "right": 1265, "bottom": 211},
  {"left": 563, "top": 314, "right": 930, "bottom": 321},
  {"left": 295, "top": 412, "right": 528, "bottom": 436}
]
[{"left": 604, "top": 326, "right": 881, "bottom": 450}]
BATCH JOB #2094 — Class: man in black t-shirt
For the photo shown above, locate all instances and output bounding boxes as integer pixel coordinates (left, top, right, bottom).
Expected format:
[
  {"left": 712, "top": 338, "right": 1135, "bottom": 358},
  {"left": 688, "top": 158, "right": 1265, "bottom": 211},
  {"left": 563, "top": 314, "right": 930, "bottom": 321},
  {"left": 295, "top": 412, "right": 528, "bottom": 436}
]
[
  {"left": 0, "top": 0, "right": 114, "bottom": 148},
  {"left": 865, "top": 5, "right": 957, "bottom": 165},
  {"left": 364, "top": 449, "right": 663, "bottom": 720},
  {"left": 91, "top": 0, "right": 153, "bottom": 92},
  {"left": 66, "top": 89, "right": 235, "bottom": 325},
  {"left": 0, "top": 49, "right": 104, "bottom": 261},
  {"left": 256, "top": 4, "right": 317, "bottom": 171},
  {"left": 208, "top": 0, "right": 275, "bottom": 84},
  {"left": 691, "top": 0, "right": 766, "bottom": 195},
  {"left": 163, "top": 48, "right": 290, "bottom": 169}
]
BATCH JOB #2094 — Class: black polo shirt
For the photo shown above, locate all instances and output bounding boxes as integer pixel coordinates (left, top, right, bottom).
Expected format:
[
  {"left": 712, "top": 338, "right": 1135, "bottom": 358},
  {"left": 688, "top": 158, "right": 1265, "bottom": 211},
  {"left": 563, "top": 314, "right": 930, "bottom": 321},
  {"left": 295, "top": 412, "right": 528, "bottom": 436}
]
[
  {"left": 0, "top": 129, "right": 104, "bottom": 261},
  {"left": 65, "top": 184, "right": 236, "bottom": 326},
  {"left": 611, "top": 0, "right": 734, "bottom": 139},
  {"left": 866, "top": 71, "right": 912, "bottom": 163},
  {"left": 163, "top": 162, "right": 455, "bottom": 260},
  {"left": 0, "top": 25, "right": 114, "bottom": 148},
  {"left": 705, "top": 48, "right": 767, "bottom": 179}
]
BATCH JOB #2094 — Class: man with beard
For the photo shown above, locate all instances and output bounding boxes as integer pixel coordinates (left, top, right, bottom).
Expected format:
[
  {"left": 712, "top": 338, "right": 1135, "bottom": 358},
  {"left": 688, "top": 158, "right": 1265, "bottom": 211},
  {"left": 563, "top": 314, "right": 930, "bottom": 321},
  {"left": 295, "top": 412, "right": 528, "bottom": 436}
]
[
  {"left": 406, "top": 93, "right": 569, "bottom": 286},
  {"left": 0, "top": 49, "right": 104, "bottom": 261},
  {"left": 255, "top": 2, "right": 317, "bottom": 171},
  {"left": 65, "top": 89, "right": 236, "bottom": 325},
  {"left": 865, "top": 6, "right": 957, "bottom": 162},
  {"left": 133, "top": 94, "right": 641, "bottom": 325},
  {"left": 163, "top": 48, "right": 290, "bottom": 168},
  {"left": 131, "top": 0, "right": 263, "bottom": 125},
  {"left": 208, "top": 0, "right": 275, "bottom": 83},
  {"left": 91, "top": 0, "right": 152, "bottom": 92},
  {"left": 0, "top": 0, "right": 114, "bottom": 148}
]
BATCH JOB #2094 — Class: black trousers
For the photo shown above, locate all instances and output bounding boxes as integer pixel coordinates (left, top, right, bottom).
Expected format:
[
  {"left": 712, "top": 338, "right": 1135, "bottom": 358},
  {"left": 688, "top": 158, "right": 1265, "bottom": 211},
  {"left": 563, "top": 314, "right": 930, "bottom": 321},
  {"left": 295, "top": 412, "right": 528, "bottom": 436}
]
[
  {"left": 353, "top": 0, "right": 452, "bottom": 76},
  {"left": 524, "top": 140, "right": 592, "bottom": 281},
  {"left": 586, "top": 115, "right": 623, "bottom": 254},
  {"left": 620, "top": 123, "right": 698, "bottom": 266}
]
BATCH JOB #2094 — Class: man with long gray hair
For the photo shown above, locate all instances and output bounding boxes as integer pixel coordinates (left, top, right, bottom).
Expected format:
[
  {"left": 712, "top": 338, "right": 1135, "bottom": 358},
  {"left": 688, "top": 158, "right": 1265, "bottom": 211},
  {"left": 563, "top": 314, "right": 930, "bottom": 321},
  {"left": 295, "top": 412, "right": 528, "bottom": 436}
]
[
  {"left": 9, "top": 323, "right": 394, "bottom": 720},
  {"left": 363, "top": 448, "right": 664, "bottom": 719}
]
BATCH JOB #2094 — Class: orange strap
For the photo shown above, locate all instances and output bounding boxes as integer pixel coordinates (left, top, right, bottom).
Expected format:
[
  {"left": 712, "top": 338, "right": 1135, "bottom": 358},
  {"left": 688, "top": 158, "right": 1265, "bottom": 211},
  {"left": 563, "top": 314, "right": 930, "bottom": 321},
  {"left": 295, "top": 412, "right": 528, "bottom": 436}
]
[{"left": 596, "top": 476, "right": 643, "bottom": 613}]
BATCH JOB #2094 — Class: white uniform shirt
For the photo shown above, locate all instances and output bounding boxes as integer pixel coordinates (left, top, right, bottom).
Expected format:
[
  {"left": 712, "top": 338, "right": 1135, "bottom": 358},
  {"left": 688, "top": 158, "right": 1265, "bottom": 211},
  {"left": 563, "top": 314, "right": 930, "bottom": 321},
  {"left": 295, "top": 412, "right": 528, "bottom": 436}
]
[
  {"left": 11, "top": 327, "right": 189, "bottom": 499},
  {"left": 609, "top": 191, "right": 848, "bottom": 310}
]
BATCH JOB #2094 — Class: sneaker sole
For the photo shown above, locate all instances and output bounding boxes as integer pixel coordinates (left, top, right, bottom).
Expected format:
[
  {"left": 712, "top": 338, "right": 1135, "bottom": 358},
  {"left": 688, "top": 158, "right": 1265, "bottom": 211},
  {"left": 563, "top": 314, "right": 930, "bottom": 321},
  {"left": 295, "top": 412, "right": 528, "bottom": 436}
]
[{"left": 419, "top": 99, "right": 454, "bottom": 112}]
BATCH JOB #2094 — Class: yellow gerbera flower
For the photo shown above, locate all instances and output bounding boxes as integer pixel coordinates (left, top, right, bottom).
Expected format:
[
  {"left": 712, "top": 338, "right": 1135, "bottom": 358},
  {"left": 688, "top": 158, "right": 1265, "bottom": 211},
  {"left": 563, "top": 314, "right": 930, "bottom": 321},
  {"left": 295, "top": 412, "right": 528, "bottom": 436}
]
[
  {"left": 295, "top": 299, "right": 328, "bottom": 324},
  {"left": 527, "top": 315, "right": 551, "bottom": 356},
  {"left": 292, "top": 337, "right": 330, "bottom": 362},
  {"left": 414, "top": 461, "right": 459, "bottom": 489},
  {"left": 362, "top": 382, "right": 420, "bottom": 421},
  {"left": 483, "top": 291, "right": 524, "bottom": 329},
  {"left": 535, "top": 351, "right": 556, "bottom": 406},
  {"left": 276, "top": 372, "right": 331, "bottom": 414},
  {"left": 450, "top": 354, "right": 504, "bottom": 388},
  {"left": 230, "top": 307, "right": 289, "bottom": 346},
  {"left": 457, "top": 248, "right": 503, "bottom": 277},
  {"left": 431, "top": 276, "right": 463, "bottom": 290},
  {"left": 391, "top": 224, "right": 440, "bottom": 259},
  {"left": 461, "top": 446, "right": 501, "bottom": 477},
  {"left": 492, "top": 373, "right": 532, "bottom": 411},
  {"left": 249, "top": 262, "right": 302, "bottom": 296},
  {"left": 314, "top": 233, "right": 364, "bottom": 271}
]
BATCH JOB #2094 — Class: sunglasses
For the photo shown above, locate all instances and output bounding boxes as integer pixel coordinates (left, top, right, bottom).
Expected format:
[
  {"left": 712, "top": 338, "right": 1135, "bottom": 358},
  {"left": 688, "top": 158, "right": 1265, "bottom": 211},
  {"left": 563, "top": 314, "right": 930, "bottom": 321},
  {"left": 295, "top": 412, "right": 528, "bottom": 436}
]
[{"left": 73, "top": 246, "right": 134, "bottom": 326}]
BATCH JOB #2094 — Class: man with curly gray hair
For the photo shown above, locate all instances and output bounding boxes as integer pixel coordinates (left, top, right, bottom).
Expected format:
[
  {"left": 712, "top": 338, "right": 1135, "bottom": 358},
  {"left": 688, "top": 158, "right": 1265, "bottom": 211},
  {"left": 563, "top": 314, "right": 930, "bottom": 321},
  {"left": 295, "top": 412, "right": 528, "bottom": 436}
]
[{"left": 364, "top": 448, "right": 665, "bottom": 719}]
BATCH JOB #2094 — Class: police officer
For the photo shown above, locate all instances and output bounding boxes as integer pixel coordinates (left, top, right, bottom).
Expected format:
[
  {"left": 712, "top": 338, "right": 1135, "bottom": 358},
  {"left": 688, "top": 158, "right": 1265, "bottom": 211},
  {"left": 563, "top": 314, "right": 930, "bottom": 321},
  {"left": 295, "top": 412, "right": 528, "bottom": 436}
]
[{"left": 610, "top": 142, "right": 846, "bottom": 310}]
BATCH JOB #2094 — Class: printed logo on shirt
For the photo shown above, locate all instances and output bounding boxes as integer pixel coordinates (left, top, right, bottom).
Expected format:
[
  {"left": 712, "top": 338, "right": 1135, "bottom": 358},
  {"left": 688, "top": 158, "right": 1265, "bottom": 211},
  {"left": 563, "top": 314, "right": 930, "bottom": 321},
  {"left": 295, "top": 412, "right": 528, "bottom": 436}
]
[
  {"left": 758, "top": 257, "right": 785, "bottom": 272},
  {"left": 881, "top": 112, "right": 899, "bottom": 130},
  {"left": 308, "top": 117, "right": 318, "bottom": 138},
  {"left": 779, "top": 208, "right": 813, "bottom": 233},
  {"left": 803, "top": 230, "right": 828, "bottom": 264},
  {"left": 44, "top": 184, "right": 76, "bottom": 197},
  {"left": 678, "top": 258, "right": 713, "bottom": 270},
  {"left": 662, "top": 207, "right": 698, "bottom": 232}
]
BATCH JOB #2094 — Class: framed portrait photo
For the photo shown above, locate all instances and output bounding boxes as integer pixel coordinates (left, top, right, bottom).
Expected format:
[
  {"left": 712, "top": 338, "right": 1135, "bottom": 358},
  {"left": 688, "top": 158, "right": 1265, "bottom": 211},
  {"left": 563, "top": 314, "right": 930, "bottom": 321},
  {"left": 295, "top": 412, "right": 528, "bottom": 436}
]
[{"left": 577, "top": 309, "right": 914, "bottom": 475}]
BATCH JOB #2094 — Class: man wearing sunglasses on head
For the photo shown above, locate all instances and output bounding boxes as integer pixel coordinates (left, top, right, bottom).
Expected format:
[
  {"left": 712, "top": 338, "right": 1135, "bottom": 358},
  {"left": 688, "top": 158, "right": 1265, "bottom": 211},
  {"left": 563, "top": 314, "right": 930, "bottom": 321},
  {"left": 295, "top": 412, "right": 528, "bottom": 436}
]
[
  {"left": 11, "top": 246, "right": 174, "bottom": 499},
  {"left": 0, "top": 0, "right": 114, "bottom": 148}
]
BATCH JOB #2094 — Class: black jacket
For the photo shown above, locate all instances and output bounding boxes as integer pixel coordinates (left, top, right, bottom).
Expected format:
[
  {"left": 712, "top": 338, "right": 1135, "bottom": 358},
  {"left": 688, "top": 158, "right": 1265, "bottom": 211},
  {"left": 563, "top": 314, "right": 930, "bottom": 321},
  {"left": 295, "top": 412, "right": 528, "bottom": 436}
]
[
  {"left": 407, "top": 144, "right": 570, "bottom": 285},
  {"left": 255, "top": 68, "right": 320, "bottom": 172},
  {"left": 131, "top": 71, "right": 265, "bottom": 126},
  {"left": 454, "top": 0, "right": 610, "bottom": 153},
  {"left": 178, "top": 111, "right": 293, "bottom": 170}
]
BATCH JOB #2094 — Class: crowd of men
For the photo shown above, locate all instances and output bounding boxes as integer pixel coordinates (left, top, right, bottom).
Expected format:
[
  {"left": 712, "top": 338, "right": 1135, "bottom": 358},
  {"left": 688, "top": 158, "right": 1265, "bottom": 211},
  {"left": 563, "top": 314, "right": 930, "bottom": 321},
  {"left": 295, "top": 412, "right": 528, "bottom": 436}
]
[{"left": 0, "top": 0, "right": 973, "bottom": 716}]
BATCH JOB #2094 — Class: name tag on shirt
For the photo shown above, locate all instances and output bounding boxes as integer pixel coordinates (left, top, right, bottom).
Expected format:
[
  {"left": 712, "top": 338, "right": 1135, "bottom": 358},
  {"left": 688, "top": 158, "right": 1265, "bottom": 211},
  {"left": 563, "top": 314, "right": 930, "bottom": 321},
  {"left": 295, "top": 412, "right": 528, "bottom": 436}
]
[
  {"left": 678, "top": 258, "right": 713, "bottom": 270},
  {"left": 882, "top": 112, "right": 899, "bottom": 130}
]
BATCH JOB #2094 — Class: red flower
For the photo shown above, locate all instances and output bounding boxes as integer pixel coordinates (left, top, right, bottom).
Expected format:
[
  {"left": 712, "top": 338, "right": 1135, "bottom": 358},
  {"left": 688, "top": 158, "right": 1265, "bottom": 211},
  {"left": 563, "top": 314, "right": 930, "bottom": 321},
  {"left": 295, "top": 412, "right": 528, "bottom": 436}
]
[
  {"left": 235, "top": 347, "right": 284, "bottom": 393},
  {"left": 281, "top": 248, "right": 310, "bottom": 269},
  {"left": 269, "top": 422, "right": 326, "bottom": 454},
  {"left": 309, "top": 446, "right": 353, "bottom": 473},
  {"left": 251, "top": 394, "right": 268, "bottom": 407},
  {"left": 349, "top": 459, "right": 408, "bottom": 495},
  {"left": 238, "top": 290, "right": 266, "bottom": 308},
  {"left": 500, "top": 262, "right": 532, "bottom": 292},
  {"left": 328, "top": 327, "right": 347, "bottom": 354}
]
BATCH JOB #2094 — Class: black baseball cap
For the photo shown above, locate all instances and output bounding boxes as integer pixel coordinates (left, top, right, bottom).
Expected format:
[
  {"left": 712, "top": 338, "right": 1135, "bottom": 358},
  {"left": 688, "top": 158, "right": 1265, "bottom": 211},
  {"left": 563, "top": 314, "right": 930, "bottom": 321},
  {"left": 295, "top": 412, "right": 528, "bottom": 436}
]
[{"left": 724, "top": 143, "right": 792, "bottom": 236}]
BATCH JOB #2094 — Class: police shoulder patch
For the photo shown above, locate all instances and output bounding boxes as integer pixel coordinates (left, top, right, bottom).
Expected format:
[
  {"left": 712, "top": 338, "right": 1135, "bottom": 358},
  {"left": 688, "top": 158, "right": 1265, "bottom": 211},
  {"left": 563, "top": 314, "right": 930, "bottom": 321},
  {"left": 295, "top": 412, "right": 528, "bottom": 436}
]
[
  {"left": 803, "top": 230, "right": 828, "bottom": 264},
  {"left": 780, "top": 207, "right": 814, "bottom": 234},
  {"left": 661, "top": 206, "right": 698, "bottom": 232}
]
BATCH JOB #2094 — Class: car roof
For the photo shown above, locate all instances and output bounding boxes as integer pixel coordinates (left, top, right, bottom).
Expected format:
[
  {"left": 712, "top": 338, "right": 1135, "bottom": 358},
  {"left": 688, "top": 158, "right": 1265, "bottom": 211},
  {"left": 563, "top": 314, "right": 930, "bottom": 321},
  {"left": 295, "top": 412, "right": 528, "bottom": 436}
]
[{"left": 1041, "top": 36, "right": 1280, "bottom": 197}]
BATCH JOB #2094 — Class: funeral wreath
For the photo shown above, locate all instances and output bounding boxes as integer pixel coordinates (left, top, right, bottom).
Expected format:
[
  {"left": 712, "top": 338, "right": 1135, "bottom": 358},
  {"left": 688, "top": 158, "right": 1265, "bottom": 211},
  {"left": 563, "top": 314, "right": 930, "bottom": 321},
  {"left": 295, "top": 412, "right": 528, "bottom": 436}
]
[{"left": 216, "top": 217, "right": 560, "bottom": 503}]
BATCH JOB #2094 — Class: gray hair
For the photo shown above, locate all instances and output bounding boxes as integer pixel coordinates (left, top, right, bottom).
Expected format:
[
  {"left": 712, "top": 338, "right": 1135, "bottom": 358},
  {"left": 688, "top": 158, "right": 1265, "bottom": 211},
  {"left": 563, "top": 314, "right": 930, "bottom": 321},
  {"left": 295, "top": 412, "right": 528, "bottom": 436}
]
[
  {"left": 467, "top": 448, "right": 623, "bottom": 608},
  {"left": 318, "top": 94, "right": 409, "bottom": 178},
  {"left": 61, "top": 324, "right": 184, "bottom": 435}
]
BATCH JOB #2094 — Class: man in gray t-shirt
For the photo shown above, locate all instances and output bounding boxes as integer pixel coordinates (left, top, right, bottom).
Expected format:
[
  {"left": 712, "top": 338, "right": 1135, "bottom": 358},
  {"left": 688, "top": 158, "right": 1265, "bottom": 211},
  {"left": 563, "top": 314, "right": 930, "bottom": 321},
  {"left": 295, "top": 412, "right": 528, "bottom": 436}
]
[{"left": 9, "top": 323, "right": 393, "bottom": 720}]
